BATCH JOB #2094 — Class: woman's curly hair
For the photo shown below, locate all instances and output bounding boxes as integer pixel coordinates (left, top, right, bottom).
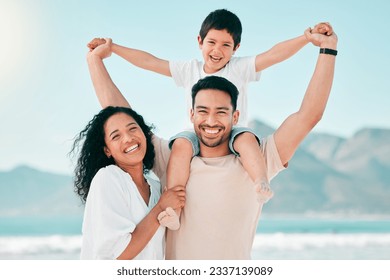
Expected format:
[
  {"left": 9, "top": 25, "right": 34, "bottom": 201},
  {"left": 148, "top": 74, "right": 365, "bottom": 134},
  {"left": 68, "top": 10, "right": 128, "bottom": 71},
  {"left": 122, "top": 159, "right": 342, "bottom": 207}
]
[{"left": 70, "top": 106, "right": 155, "bottom": 203}]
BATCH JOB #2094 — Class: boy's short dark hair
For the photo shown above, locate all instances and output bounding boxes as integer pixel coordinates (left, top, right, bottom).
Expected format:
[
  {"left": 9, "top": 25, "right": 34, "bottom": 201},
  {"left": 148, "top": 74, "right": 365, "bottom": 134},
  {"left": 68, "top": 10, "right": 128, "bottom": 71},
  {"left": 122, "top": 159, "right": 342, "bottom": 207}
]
[
  {"left": 191, "top": 76, "right": 239, "bottom": 111},
  {"left": 199, "top": 9, "right": 242, "bottom": 49}
]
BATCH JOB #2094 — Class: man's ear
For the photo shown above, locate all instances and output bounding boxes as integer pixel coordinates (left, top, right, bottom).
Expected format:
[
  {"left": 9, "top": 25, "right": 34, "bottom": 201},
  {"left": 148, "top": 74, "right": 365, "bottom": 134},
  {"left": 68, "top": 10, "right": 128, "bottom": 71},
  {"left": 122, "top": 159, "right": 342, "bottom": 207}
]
[
  {"left": 197, "top": 35, "right": 203, "bottom": 49},
  {"left": 190, "top": 108, "right": 195, "bottom": 123},
  {"left": 104, "top": 146, "right": 111, "bottom": 158},
  {"left": 233, "top": 43, "right": 240, "bottom": 54},
  {"left": 233, "top": 110, "right": 240, "bottom": 125}
]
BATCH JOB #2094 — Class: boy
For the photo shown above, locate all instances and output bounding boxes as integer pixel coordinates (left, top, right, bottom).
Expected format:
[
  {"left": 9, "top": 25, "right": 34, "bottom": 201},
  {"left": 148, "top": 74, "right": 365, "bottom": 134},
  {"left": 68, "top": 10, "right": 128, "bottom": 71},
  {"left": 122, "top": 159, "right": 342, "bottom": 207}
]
[{"left": 88, "top": 9, "right": 332, "bottom": 230}]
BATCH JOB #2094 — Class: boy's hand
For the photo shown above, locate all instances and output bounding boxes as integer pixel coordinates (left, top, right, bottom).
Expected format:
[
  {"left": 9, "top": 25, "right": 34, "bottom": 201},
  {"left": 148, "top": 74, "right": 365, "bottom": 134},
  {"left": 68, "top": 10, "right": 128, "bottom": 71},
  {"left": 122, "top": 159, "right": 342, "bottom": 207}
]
[
  {"left": 87, "top": 37, "right": 108, "bottom": 51},
  {"left": 311, "top": 22, "right": 333, "bottom": 36},
  {"left": 87, "top": 38, "right": 112, "bottom": 60}
]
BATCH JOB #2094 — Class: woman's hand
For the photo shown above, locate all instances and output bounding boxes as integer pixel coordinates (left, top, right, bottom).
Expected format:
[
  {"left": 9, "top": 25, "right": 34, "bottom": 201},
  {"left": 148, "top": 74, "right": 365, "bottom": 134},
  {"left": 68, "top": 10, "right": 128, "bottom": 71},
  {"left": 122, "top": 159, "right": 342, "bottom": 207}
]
[{"left": 157, "top": 185, "right": 186, "bottom": 211}]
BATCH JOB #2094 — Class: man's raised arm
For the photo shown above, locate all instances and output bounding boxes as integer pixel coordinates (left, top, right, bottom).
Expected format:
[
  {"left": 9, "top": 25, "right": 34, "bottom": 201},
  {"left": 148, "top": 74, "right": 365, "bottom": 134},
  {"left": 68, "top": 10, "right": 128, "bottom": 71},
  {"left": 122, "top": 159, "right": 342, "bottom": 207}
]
[
  {"left": 274, "top": 28, "right": 338, "bottom": 166},
  {"left": 86, "top": 38, "right": 131, "bottom": 108}
]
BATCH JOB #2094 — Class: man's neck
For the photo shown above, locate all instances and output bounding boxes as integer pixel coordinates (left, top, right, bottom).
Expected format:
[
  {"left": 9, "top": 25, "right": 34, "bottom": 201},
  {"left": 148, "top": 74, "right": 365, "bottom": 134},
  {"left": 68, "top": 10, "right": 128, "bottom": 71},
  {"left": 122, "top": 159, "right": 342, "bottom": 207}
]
[{"left": 198, "top": 143, "right": 231, "bottom": 158}]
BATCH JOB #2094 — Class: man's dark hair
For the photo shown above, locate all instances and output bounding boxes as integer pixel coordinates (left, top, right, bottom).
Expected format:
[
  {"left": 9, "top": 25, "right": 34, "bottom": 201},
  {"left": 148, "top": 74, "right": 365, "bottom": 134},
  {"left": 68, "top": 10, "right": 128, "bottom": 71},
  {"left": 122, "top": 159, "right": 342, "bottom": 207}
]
[{"left": 191, "top": 76, "right": 239, "bottom": 110}]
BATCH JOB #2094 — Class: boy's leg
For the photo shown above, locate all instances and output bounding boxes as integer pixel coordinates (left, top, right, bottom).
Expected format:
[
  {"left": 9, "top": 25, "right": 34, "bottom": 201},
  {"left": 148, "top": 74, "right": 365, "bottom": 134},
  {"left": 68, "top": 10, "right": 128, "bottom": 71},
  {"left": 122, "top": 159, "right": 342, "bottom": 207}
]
[
  {"left": 167, "top": 137, "right": 193, "bottom": 189},
  {"left": 159, "top": 131, "right": 199, "bottom": 230},
  {"left": 230, "top": 128, "right": 274, "bottom": 204}
]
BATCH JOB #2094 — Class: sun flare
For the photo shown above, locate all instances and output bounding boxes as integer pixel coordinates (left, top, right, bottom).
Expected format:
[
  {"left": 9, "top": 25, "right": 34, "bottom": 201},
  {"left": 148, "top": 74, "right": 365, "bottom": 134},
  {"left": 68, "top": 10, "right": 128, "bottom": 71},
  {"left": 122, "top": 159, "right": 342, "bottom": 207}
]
[{"left": 0, "top": 1, "right": 40, "bottom": 103}]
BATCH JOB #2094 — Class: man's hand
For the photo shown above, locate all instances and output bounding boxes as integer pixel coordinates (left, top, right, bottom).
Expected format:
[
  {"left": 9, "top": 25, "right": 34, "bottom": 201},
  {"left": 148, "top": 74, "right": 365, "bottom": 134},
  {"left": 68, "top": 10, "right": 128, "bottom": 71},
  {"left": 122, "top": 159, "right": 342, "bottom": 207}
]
[
  {"left": 87, "top": 38, "right": 112, "bottom": 60},
  {"left": 311, "top": 22, "right": 333, "bottom": 36},
  {"left": 305, "top": 27, "right": 338, "bottom": 48},
  {"left": 87, "top": 37, "right": 107, "bottom": 51}
]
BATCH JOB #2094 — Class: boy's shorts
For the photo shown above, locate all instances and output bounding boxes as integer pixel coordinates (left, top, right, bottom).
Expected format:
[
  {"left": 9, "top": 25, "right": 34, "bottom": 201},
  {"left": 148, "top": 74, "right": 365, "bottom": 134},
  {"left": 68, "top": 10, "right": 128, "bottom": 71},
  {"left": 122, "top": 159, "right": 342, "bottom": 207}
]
[{"left": 168, "top": 127, "right": 260, "bottom": 157}]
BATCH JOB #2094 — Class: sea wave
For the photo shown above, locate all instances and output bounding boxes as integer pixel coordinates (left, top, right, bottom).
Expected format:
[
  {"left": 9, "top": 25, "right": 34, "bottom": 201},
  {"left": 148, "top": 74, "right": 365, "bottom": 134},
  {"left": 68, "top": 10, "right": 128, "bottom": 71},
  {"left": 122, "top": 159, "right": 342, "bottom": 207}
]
[
  {"left": 253, "top": 233, "right": 390, "bottom": 249},
  {"left": 0, "top": 235, "right": 81, "bottom": 259},
  {"left": 252, "top": 233, "right": 390, "bottom": 259},
  {"left": 1, "top": 233, "right": 390, "bottom": 260}
]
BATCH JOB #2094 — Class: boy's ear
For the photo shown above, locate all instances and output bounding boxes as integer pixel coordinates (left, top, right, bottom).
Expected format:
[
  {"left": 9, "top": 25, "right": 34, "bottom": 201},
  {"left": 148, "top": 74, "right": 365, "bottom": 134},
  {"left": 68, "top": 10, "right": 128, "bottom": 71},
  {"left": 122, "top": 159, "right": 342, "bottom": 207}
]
[
  {"left": 197, "top": 35, "right": 203, "bottom": 48},
  {"left": 233, "top": 43, "right": 240, "bottom": 53}
]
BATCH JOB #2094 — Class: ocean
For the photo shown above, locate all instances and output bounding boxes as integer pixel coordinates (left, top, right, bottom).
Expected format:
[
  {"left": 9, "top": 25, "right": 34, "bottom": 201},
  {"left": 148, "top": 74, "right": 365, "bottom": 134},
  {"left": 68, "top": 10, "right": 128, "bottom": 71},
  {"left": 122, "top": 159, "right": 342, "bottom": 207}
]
[{"left": 1, "top": 216, "right": 390, "bottom": 260}]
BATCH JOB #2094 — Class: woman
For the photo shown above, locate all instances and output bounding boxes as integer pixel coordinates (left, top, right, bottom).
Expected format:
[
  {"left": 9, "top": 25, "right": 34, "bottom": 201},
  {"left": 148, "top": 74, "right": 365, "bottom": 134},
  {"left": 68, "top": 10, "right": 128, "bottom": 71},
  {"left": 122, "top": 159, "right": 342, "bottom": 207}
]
[{"left": 71, "top": 106, "right": 185, "bottom": 259}]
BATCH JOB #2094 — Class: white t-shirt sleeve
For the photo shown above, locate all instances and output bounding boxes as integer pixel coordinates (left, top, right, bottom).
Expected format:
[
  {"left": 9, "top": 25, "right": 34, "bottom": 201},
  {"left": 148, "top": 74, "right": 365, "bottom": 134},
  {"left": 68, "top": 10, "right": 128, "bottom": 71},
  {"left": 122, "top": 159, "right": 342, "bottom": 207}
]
[
  {"left": 169, "top": 60, "right": 188, "bottom": 87},
  {"left": 85, "top": 167, "right": 135, "bottom": 259},
  {"left": 229, "top": 56, "right": 261, "bottom": 83},
  {"left": 169, "top": 59, "right": 201, "bottom": 88}
]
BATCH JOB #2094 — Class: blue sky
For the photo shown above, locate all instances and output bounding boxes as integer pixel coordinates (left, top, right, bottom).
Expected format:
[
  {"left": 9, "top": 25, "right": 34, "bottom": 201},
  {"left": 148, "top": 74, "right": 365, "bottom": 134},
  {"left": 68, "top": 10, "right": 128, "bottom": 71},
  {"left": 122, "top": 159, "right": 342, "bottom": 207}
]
[{"left": 1, "top": 0, "right": 389, "bottom": 174}]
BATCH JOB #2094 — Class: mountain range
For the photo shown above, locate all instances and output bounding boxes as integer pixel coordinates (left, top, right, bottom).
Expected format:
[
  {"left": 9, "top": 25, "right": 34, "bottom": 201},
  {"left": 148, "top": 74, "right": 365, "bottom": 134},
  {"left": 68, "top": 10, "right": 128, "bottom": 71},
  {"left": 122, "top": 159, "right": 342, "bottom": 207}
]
[
  {"left": 1, "top": 120, "right": 389, "bottom": 219},
  {"left": 250, "top": 120, "right": 390, "bottom": 215},
  {"left": 0, "top": 165, "right": 83, "bottom": 217}
]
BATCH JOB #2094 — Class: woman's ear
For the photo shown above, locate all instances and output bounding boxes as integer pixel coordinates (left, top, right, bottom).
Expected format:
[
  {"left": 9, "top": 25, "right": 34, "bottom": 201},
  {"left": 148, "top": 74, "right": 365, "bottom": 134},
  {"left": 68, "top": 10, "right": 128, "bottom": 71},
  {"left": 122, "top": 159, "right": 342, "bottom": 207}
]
[{"left": 104, "top": 146, "right": 111, "bottom": 158}]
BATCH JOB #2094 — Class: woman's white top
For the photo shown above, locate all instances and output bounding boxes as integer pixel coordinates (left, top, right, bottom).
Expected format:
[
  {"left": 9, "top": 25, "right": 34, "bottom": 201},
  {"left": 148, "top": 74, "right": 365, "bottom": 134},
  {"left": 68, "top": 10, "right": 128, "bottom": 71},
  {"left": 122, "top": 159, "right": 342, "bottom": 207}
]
[{"left": 80, "top": 165, "right": 164, "bottom": 259}]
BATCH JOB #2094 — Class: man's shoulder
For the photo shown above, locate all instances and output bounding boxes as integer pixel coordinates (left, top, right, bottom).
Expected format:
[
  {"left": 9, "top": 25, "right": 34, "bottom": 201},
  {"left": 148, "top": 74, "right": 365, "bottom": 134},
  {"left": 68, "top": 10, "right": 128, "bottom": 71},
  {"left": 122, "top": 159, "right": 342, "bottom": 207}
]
[
  {"left": 151, "top": 134, "right": 170, "bottom": 180},
  {"left": 151, "top": 134, "right": 169, "bottom": 150}
]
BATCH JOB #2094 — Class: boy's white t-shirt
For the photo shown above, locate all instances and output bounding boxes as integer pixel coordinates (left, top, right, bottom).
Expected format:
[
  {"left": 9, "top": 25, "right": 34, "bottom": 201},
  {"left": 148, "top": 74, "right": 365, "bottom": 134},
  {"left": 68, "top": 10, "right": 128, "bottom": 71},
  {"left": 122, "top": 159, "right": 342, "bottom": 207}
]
[
  {"left": 80, "top": 165, "right": 165, "bottom": 260},
  {"left": 169, "top": 56, "right": 261, "bottom": 127}
]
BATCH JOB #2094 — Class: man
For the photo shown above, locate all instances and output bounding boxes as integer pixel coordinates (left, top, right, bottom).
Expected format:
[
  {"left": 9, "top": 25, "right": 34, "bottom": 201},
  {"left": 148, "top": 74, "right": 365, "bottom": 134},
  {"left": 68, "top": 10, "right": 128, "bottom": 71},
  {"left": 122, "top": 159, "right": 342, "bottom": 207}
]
[{"left": 86, "top": 27, "right": 337, "bottom": 259}]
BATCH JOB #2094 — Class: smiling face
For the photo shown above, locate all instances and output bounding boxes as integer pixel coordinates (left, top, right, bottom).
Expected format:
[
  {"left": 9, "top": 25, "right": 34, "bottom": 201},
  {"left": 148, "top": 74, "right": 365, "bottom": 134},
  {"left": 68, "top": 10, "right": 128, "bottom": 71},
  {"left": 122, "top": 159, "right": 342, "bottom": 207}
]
[
  {"left": 103, "top": 112, "right": 147, "bottom": 171},
  {"left": 191, "top": 89, "right": 239, "bottom": 157},
  {"left": 198, "top": 28, "right": 239, "bottom": 74}
]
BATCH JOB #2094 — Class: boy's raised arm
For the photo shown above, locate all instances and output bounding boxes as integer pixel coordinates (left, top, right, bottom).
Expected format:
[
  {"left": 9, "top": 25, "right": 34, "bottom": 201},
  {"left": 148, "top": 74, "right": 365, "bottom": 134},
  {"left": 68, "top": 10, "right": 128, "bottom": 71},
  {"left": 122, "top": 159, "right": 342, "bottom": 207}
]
[
  {"left": 255, "top": 34, "right": 309, "bottom": 72},
  {"left": 255, "top": 22, "right": 333, "bottom": 72},
  {"left": 112, "top": 43, "right": 171, "bottom": 77},
  {"left": 87, "top": 39, "right": 131, "bottom": 108},
  {"left": 273, "top": 29, "right": 338, "bottom": 166},
  {"left": 88, "top": 37, "right": 171, "bottom": 77}
]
